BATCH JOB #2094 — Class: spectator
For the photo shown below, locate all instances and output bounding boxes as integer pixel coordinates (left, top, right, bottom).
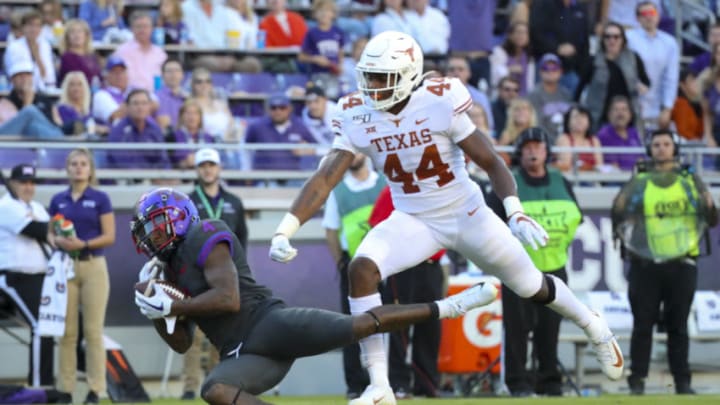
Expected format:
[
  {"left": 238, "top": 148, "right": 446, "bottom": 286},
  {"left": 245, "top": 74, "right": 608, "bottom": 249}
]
[
  {"left": 528, "top": 53, "right": 572, "bottom": 143},
  {"left": 0, "top": 164, "right": 54, "bottom": 387},
  {"left": 371, "top": 0, "right": 412, "bottom": 37},
  {"left": 55, "top": 72, "right": 102, "bottom": 136},
  {"left": 447, "top": 0, "right": 496, "bottom": 89},
  {"left": 181, "top": 0, "right": 260, "bottom": 72},
  {"left": 611, "top": 130, "right": 718, "bottom": 396},
  {"left": 78, "top": 0, "right": 127, "bottom": 43},
  {"left": 672, "top": 69, "right": 704, "bottom": 142},
  {"left": 170, "top": 99, "right": 215, "bottom": 169},
  {"left": 4, "top": 10, "right": 56, "bottom": 89},
  {"left": 689, "top": 22, "right": 720, "bottom": 75},
  {"left": 597, "top": 95, "right": 644, "bottom": 171},
  {"left": 490, "top": 22, "right": 535, "bottom": 97},
  {"left": 340, "top": 36, "right": 368, "bottom": 94},
  {"left": 107, "top": 89, "right": 171, "bottom": 168},
  {"left": 555, "top": 105, "right": 603, "bottom": 172},
  {"left": 445, "top": 56, "right": 494, "bottom": 131},
  {"left": 498, "top": 97, "right": 537, "bottom": 148},
  {"left": 626, "top": 1, "right": 679, "bottom": 129},
  {"left": 154, "top": 59, "right": 187, "bottom": 131},
  {"left": 299, "top": 0, "right": 344, "bottom": 76},
  {"left": 155, "top": 0, "right": 187, "bottom": 45},
  {"left": 492, "top": 76, "right": 521, "bottom": 137},
  {"left": 39, "top": 0, "right": 63, "bottom": 46},
  {"left": 244, "top": 93, "right": 316, "bottom": 173},
  {"left": 49, "top": 148, "right": 115, "bottom": 405},
  {"left": 575, "top": 22, "right": 650, "bottom": 130},
  {"left": 405, "top": 0, "right": 450, "bottom": 55},
  {"left": 321, "top": 153, "right": 382, "bottom": 399},
  {"left": 529, "top": 0, "right": 590, "bottom": 94},
  {"left": 189, "top": 68, "right": 235, "bottom": 143},
  {"left": 0, "top": 61, "right": 63, "bottom": 138},
  {"left": 600, "top": 0, "right": 660, "bottom": 30},
  {"left": 487, "top": 127, "right": 582, "bottom": 398},
  {"left": 91, "top": 56, "right": 130, "bottom": 125},
  {"left": 57, "top": 19, "right": 102, "bottom": 88},
  {"left": 302, "top": 85, "right": 340, "bottom": 150},
  {"left": 6, "top": 8, "right": 24, "bottom": 43},
  {"left": 113, "top": 11, "right": 167, "bottom": 91},
  {"left": 181, "top": 147, "right": 248, "bottom": 400},
  {"left": 467, "top": 102, "right": 493, "bottom": 140},
  {"left": 701, "top": 44, "right": 720, "bottom": 150},
  {"left": 226, "top": 0, "right": 259, "bottom": 35},
  {"left": 259, "top": 0, "right": 308, "bottom": 47}
]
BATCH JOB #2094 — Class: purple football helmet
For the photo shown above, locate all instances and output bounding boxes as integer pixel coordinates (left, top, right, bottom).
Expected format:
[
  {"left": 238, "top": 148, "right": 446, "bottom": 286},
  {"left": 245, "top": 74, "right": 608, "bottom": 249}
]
[{"left": 131, "top": 188, "right": 199, "bottom": 258}]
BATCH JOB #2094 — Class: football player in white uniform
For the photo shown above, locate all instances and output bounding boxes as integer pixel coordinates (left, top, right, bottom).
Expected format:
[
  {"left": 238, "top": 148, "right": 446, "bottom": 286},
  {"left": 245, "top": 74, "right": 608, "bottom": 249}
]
[{"left": 269, "top": 31, "right": 623, "bottom": 405}]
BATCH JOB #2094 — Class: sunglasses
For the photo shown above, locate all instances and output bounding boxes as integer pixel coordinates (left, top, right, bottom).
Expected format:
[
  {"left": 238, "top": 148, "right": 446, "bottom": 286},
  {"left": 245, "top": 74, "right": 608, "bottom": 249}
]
[
  {"left": 603, "top": 33, "right": 622, "bottom": 40},
  {"left": 270, "top": 105, "right": 289, "bottom": 110},
  {"left": 193, "top": 78, "right": 211, "bottom": 84},
  {"left": 638, "top": 8, "right": 658, "bottom": 17},
  {"left": 502, "top": 86, "right": 519, "bottom": 93},
  {"left": 541, "top": 63, "right": 561, "bottom": 72},
  {"left": 447, "top": 66, "right": 466, "bottom": 72}
]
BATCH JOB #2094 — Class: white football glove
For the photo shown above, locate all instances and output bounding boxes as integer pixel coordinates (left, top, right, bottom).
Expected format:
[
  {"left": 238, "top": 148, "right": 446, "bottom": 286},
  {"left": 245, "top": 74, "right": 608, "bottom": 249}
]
[
  {"left": 134, "top": 284, "right": 173, "bottom": 319},
  {"left": 138, "top": 258, "right": 166, "bottom": 283},
  {"left": 269, "top": 234, "right": 298, "bottom": 263},
  {"left": 508, "top": 212, "right": 549, "bottom": 251}
]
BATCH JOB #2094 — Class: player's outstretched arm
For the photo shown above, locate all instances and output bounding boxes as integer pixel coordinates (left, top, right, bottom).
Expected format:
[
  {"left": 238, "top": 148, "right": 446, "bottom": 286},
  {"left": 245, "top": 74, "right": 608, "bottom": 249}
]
[
  {"left": 270, "top": 148, "right": 354, "bottom": 263},
  {"left": 170, "top": 242, "right": 241, "bottom": 317},
  {"left": 458, "top": 129, "right": 517, "bottom": 199}
]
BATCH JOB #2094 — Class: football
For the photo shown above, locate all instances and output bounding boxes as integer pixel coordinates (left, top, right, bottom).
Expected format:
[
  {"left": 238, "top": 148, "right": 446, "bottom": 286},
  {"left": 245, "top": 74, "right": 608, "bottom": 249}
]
[{"left": 134, "top": 279, "right": 187, "bottom": 301}]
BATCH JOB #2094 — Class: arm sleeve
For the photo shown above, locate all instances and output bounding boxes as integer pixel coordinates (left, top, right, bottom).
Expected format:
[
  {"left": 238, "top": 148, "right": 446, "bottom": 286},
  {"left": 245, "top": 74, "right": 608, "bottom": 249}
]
[
  {"left": 0, "top": 201, "right": 33, "bottom": 234},
  {"left": 446, "top": 78, "right": 476, "bottom": 143},
  {"left": 330, "top": 111, "right": 358, "bottom": 154},
  {"left": 19, "top": 221, "right": 49, "bottom": 242},
  {"left": 98, "top": 191, "right": 113, "bottom": 215},
  {"left": 321, "top": 191, "right": 340, "bottom": 230},
  {"left": 368, "top": 187, "right": 392, "bottom": 228},
  {"left": 661, "top": 40, "right": 680, "bottom": 110}
]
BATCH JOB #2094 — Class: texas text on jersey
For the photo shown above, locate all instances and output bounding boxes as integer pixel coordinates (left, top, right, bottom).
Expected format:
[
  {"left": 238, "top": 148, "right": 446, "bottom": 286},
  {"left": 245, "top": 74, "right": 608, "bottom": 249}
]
[{"left": 331, "top": 76, "right": 481, "bottom": 214}]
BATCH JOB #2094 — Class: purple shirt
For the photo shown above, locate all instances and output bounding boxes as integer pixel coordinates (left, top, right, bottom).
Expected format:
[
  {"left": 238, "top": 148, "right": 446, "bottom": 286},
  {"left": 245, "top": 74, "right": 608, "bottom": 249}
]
[
  {"left": 689, "top": 52, "right": 711, "bottom": 75},
  {"left": 301, "top": 25, "right": 344, "bottom": 74},
  {"left": 171, "top": 128, "right": 215, "bottom": 165},
  {"left": 596, "top": 124, "right": 643, "bottom": 171},
  {"left": 162, "top": 21, "right": 187, "bottom": 45},
  {"left": 58, "top": 52, "right": 102, "bottom": 86},
  {"left": 704, "top": 85, "right": 720, "bottom": 130},
  {"left": 58, "top": 104, "right": 89, "bottom": 124},
  {"left": 448, "top": 0, "right": 496, "bottom": 52},
  {"left": 107, "top": 117, "right": 171, "bottom": 168},
  {"left": 154, "top": 87, "right": 186, "bottom": 128},
  {"left": 245, "top": 116, "right": 316, "bottom": 170},
  {"left": 48, "top": 187, "right": 113, "bottom": 256}
]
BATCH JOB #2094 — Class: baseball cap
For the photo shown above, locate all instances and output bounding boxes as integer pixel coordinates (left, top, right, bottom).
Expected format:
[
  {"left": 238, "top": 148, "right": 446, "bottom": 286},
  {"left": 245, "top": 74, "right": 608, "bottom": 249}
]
[
  {"left": 106, "top": 55, "right": 127, "bottom": 71},
  {"left": 305, "top": 86, "right": 326, "bottom": 101},
  {"left": 194, "top": 148, "right": 221, "bottom": 166},
  {"left": 539, "top": 53, "right": 562, "bottom": 71},
  {"left": 7, "top": 60, "right": 34, "bottom": 78},
  {"left": 10, "top": 163, "right": 36, "bottom": 182},
  {"left": 268, "top": 92, "right": 291, "bottom": 107}
]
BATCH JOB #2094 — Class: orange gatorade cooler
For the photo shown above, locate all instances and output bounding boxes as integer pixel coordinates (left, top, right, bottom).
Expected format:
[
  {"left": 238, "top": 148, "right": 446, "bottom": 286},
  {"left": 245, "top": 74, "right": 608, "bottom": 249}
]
[{"left": 438, "top": 274, "right": 503, "bottom": 374}]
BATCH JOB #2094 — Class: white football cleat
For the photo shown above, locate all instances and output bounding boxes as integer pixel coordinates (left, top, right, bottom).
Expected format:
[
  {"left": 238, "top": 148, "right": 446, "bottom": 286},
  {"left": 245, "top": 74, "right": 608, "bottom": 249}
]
[
  {"left": 441, "top": 282, "right": 498, "bottom": 319},
  {"left": 348, "top": 385, "right": 396, "bottom": 405},
  {"left": 584, "top": 312, "right": 624, "bottom": 380}
]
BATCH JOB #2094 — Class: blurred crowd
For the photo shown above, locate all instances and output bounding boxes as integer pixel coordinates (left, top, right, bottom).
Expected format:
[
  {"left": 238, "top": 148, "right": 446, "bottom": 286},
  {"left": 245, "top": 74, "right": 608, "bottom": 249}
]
[{"left": 0, "top": 0, "right": 719, "bottom": 174}]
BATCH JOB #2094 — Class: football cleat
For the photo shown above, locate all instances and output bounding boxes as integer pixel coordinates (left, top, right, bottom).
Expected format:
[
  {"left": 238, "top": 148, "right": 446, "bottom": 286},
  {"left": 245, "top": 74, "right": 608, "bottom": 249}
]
[
  {"left": 441, "top": 282, "right": 498, "bottom": 319},
  {"left": 348, "top": 385, "right": 396, "bottom": 405},
  {"left": 584, "top": 312, "right": 624, "bottom": 380}
]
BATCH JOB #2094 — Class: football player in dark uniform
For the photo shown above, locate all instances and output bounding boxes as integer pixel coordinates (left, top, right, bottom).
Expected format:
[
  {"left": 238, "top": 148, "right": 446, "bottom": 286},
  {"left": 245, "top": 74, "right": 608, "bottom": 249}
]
[{"left": 130, "top": 188, "right": 497, "bottom": 405}]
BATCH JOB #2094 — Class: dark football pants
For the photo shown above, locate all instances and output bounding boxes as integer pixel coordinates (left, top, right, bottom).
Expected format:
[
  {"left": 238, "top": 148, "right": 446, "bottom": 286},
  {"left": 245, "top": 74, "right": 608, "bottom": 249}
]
[{"left": 203, "top": 306, "right": 354, "bottom": 395}]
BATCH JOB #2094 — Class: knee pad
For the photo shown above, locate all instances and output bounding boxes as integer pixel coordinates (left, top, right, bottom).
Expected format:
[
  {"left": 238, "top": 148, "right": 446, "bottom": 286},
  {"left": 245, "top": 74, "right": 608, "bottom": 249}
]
[{"left": 532, "top": 274, "right": 557, "bottom": 305}]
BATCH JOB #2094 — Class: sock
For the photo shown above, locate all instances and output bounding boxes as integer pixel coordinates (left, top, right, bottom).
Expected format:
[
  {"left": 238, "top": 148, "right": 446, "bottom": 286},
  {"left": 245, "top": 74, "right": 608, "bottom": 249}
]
[
  {"left": 434, "top": 298, "right": 454, "bottom": 319},
  {"left": 544, "top": 275, "right": 594, "bottom": 329},
  {"left": 349, "top": 292, "right": 389, "bottom": 388}
]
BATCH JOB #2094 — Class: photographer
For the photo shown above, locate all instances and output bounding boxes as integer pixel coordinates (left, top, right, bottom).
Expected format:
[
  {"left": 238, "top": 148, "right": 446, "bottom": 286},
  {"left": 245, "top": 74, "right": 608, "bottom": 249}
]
[{"left": 611, "top": 129, "right": 718, "bottom": 395}]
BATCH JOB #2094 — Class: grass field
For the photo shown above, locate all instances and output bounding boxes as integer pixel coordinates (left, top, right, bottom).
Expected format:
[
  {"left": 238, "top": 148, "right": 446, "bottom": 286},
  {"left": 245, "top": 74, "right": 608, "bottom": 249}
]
[{"left": 137, "top": 395, "right": 720, "bottom": 405}]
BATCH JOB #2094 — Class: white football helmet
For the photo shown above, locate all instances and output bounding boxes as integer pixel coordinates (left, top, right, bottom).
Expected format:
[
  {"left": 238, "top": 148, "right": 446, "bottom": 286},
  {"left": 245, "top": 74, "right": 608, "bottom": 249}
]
[{"left": 355, "top": 31, "right": 424, "bottom": 111}]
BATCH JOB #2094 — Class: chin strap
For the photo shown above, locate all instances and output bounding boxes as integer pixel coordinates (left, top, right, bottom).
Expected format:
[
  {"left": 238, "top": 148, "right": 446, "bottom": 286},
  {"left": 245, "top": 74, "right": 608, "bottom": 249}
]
[
  {"left": 366, "top": 310, "right": 381, "bottom": 333},
  {"left": 231, "top": 388, "right": 242, "bottom": 405}
]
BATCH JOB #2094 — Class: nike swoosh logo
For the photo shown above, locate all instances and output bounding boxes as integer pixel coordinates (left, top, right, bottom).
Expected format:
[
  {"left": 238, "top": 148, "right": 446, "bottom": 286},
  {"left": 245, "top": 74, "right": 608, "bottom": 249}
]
[
  {"left": 415, "top": 117, "right": 429, "bottom": 125},
  {"left": 143, "top": 299, "right": 163, "bottom": 312},
  {"left": 612, "top": 340, "right": 623, "bottom": 368},
  {"left": 373, "top": 396, "right": 384, "bottom": 405},
  {"left": 467, "top": 206, "right": 479, "bottom": 216}
]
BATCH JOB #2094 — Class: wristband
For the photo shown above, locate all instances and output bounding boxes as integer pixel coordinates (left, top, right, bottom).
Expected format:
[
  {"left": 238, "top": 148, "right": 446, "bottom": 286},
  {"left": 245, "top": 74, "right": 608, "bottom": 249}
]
[
  {"left": 503, "top": 196, "right": 524, "bottom": 217},
  {"left": 84, "top": 240, "right": 89, "bottom": 249},
  {"left": 274, "top": 213, "right": 300, "bottom": 238}
]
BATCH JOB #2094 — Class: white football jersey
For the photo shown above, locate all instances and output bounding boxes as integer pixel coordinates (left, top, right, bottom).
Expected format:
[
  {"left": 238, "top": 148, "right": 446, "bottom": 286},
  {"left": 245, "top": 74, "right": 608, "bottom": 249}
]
[{"left": 332, "top": 77, "right": 482, "bottom": 213}]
